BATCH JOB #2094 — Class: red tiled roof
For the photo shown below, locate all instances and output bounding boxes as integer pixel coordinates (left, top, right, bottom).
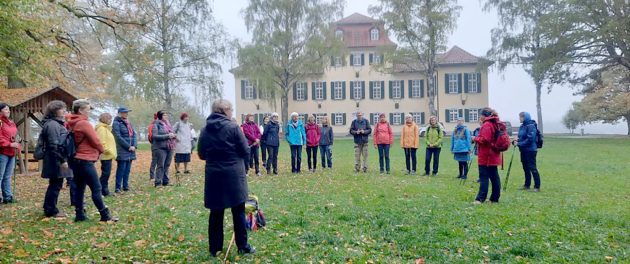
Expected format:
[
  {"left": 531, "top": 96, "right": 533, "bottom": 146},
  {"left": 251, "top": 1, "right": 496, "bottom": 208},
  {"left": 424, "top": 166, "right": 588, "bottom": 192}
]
[
  {"left": 437, "top": 45, "right": 480, "bottom": 65},
  {"left": 335, "top": 13, "right": 378, "bottom": 25},
  {"left": 335, "top": 13, "right": 395, "bottom": 48}
]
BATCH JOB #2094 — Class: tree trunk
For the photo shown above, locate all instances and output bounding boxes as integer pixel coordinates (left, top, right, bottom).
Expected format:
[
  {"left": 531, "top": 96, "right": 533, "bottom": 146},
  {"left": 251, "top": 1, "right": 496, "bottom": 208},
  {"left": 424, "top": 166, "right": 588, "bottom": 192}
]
[
  {"left": 281, "top": 94, "right": 289, "bottom": 127},
  {"left": 535, "top": 81, "right": 544, "bottom": 133},
  {"left": 160, "top": 0, "right": 172, "bottom": 109},
  {"left": 625, "top": 114, "right": 630, "bottom": 136},
  {"left": 427, "top": 69, "right": 437, "bottom": 117}
]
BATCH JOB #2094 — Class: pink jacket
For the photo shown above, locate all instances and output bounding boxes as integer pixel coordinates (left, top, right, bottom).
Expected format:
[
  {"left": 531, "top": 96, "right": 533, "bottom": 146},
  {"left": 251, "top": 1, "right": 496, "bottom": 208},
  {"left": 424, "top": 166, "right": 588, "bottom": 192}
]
[
  {"left": 373, "top": 121, "right": 393, "bottom": 146},
  {"left": 305, "top": 122, "right": 321, "bottom": 147},
  {"left": 241, "top": 121, "right": 262, "bottom": 146}
]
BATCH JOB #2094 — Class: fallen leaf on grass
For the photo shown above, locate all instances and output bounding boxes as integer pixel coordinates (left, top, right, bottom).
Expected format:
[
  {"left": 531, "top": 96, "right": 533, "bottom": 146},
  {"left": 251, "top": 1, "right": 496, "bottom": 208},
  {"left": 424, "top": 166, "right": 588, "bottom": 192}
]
[
  {"left": 14, "top": 248, "right": 29, "bottom": 257},
  {"left": 93, "top": 242, "right": 110, "bottom": 248},
  {"left": 43, "top": 248, "right": 66, "bottom": 259},
  {"left": 0, "top": 228, "right": 13, "bottom": 235},
  {"left": 177, "top": 235, "right": 185, "bottom": 242},
  {"left": 133, "top": 240, "right": 146, "bottom": 248},
  {"left": 415, "top": 258, "right": 425, "bottom": 264},
  {"left": 57, "top": 257, "right": 72, "bottom": 264},
  {"left": 605, "top": 256, "right": 614, "bottom": 262},
  {"left": 43, "top": 229, "right": 54, "bottom": 238}
]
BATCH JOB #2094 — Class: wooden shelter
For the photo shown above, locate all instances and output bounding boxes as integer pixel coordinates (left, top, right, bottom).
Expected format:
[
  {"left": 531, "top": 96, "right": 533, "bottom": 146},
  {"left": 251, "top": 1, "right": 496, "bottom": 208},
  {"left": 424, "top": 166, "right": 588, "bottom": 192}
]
[{"left": 0, "top": 86, "right": 78, "bottom": 174}]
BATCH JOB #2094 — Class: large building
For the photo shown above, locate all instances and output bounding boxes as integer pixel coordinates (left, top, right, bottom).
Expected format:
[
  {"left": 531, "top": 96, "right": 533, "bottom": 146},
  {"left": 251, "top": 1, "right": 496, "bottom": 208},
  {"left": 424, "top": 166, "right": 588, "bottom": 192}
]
[{"left": 232, "top": 13, "right": 490, "bottom": 134}]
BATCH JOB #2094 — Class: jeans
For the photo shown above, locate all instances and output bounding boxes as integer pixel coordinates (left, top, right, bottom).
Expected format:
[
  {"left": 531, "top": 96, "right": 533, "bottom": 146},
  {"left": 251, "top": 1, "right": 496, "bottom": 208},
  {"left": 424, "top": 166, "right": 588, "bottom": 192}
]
[
  {"left": 377, "top": 144, "right": 390, "bottom": 172},
  {"left": 43, "top": 177, "right": 64, "bottom": 216},
  {"left": 99, "top": 159, "right": 113, "bottom": 195},
  {"left": 476, "top": 165, "right": 501, "bottom": 203},
  {"left": 354, "top": 143, "right": 369, "bottom": 171},
  {"left": 260, "top": 142, "right": 267, "bottom": 166},
  {"left": 248, "top": 145, "right": 260, "bottom": 174},
  {"left": 266, "top": 145, "right": 279, "bottom": 173},
  {"left": 209, "top": 203, "right": 249, "bottom": 254},
  {"left": 154, "top": 148, "right": 173, "bottom": 186},
  {"left": 115, "top": 160, "right": 132, "bottom": 191},
  {"left": 458, "top": 161, "right": 469, "bottom": 178},
  {"left": 319, "top": 145, "right": 333, "bottom": 168},
  {"left": 70, "top": 159, "right": 107, "bottom": 214},
  {"left": 290, "top": 145, "right": 302, "bottom": 173},
  {"left": 425, "top": 148, "right": 441, "bottom": 174},
  {"left": 306, "top": 146, "right": 318, "bottom": 170},
  {"left": 0, "top": 154, "right": 15, "bottom": 201},
  {"left": 149, "top": 148, "right": 158, "bottom": 180},
  {"left": 520, "top": 151, "right": 541, "bottom": 188},
  {"left": 404, "top": 148, "right": 417, "bottom": 172}
]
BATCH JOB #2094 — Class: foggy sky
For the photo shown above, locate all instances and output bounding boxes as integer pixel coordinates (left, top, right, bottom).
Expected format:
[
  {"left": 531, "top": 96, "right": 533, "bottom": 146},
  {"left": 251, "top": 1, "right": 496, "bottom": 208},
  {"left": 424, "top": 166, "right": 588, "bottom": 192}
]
[{"left": 212, "top": 0, "right": 626, "bottom": 134}]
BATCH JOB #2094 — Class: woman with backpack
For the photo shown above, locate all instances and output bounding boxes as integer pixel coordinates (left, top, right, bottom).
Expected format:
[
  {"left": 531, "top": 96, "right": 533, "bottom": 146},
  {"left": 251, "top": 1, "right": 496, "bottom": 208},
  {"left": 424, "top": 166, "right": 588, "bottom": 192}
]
[
  {"left": 66, "top": 99, "right": 118, "bottom": 222},
  {"left": 473, "top": 107, "right": 502, "bottom": 204},
  {"left": 373, "top": 113, "right": 393, "bottom": 174},
  {"left": 0, "top": 102, "right": 21, "bottom": 204},
  {"left": 152, "top": 111, "right": 177, "bottom": 187},
  {"left": 262, "top": 113, "right": 280, "bottom": 175},
  {"left": 423, "top": 116, "right": 443, "bottom": 176},
  {"left": 173, "top": 112, "right": 194, "bottom": 175},
  {"left": 400, "top": 114, "right": 419, "bottom": 175},
  {"left": 515, "top": 112, "right": 541, "bottom": 192},
  {"left": 451, "top": 117, "right": 472, "bottom": 180},
  {"left": 305, "top": 115, "right": 321, "bottom": 173},
  {"left": 39, "top": 100, "right": 71, "bottom": 218}
]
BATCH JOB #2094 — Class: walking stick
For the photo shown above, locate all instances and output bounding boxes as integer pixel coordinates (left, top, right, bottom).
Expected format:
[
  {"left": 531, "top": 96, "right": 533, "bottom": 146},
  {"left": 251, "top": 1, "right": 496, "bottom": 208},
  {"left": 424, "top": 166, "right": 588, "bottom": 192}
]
[
  {"left": 503, "top": 145, "right": 517, "bottom": 191},
  {"left": 461, "top": 145, "right": 476, "bottom": 186},
  {"left": 223, "top": 232, "right": 235, "bottom": 263}
]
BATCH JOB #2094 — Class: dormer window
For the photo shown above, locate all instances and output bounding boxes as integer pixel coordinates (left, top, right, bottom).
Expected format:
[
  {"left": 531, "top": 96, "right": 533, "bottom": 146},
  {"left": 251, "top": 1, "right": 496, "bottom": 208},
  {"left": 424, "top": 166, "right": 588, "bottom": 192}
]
[
  {"left": 335, "top": 29, "right": 344, "bottom": 39},
  {"left": 370, "top": 28, "right": 379, "bottom": 41}
]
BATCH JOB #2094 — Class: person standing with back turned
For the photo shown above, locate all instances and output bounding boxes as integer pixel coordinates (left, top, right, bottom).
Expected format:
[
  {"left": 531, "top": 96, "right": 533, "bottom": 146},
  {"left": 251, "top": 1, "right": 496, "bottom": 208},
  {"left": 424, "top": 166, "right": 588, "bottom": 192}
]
[{"left": 515, "top": 112, "right": 541, "bottom": 192}]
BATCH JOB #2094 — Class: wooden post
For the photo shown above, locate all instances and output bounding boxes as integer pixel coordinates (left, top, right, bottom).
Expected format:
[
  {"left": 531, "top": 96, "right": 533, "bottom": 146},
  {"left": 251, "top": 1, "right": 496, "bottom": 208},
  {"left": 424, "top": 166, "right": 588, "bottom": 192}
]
[{"left": 23, "top": 113, "right": 29, "bottom": 174}]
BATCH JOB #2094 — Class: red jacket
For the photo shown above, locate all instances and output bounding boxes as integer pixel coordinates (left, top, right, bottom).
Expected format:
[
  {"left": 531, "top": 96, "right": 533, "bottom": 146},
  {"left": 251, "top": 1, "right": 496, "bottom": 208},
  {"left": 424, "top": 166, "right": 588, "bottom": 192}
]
[
  {"left": 241, "top": 121, "right": 261, "bottom": 146},
  {"left": 66, "top": 114, "right": 104, "bottom": 161},
  {"left": 373, "top": 121, "right": 393, "bottom": 146},
  {"left": 305, "top": 122, "right": 321, "bottom": 147},
  {"left": 0, "top": 116, "right": 19, "bottom": 157},
  {"left": 474, "top": 116, "right": 502, "bottom": 166}
]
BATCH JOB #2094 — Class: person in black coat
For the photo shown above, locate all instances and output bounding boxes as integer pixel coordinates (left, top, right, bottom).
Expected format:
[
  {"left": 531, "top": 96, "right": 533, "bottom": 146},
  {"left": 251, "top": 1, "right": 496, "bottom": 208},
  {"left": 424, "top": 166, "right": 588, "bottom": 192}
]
[
  {"left": 262, "top": 112, "right": 280, "bottom": 175},
  {"left": 40, "top": 100, "right": 71, "bottom": 218},
  {"left": 198, "top": 99, "right": 255, "bottom": 257}
]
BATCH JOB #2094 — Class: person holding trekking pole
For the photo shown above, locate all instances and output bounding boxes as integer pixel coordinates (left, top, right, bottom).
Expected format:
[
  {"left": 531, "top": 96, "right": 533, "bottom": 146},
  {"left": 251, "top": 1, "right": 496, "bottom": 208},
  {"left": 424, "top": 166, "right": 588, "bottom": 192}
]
[
  {"left": 473, "top": 107, "right": 502, "bottom": 204},
  {"left": 0, "top": 102, "right": 21, "bottom": 204},
  {"left": 515, "top": 112, "right": 541, "bottom": 192}
]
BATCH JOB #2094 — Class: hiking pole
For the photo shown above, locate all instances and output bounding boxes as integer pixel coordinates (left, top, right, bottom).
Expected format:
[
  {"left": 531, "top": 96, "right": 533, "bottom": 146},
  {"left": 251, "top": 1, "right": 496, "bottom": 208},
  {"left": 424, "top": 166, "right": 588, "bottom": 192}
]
[
  {"left": 461, "top": 145, "right": 476, "bottom": 186},
  {"left": 223, "top": 232, "right": 235, "bottom": 263},
  {"left": 503, "top": 145, "right": 517, "bottom": 191}
]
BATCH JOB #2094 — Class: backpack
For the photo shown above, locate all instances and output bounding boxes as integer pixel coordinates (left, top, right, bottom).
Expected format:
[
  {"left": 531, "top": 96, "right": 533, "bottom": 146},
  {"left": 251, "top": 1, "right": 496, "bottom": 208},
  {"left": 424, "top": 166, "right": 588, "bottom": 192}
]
[
  {"left": 148, "top": 121, "right": 155, "bottom": 143},
  {"left": 244, "top": 195, "right": 266, "bottom": 231},
  {"left": 534, "top": 123, "right": 544, "bottom": 148},
  {"left": 492, "top": 121, "right": 511, "bottom": 152},
  {"left": 34, "top": 132, "right": 47, "bottom": 160},
  {"left": 64, "top": 130, "right": 81, "bottom": 159}
]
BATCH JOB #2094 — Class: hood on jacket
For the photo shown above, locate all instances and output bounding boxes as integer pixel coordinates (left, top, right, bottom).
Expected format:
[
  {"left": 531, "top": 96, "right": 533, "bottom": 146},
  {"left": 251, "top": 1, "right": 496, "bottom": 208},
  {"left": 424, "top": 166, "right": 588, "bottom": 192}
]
[
  {"left": 66, "top": 114, "right": 88, "bottom": 129},
  {"left": 521, "top": 112, "right": 533, "bottom": 124},
  {"left": 206, "top": 113, "right": 232, "bottom": 131},
  {"left": 95, "top": 122, "right": 112, "bottom": 131}
]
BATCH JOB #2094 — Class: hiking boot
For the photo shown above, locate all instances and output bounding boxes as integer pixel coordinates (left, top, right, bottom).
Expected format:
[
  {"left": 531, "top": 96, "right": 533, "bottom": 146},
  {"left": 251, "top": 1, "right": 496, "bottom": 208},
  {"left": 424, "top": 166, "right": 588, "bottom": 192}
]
[
  {"left": 380, "top": 170, "right": 384, "bottom": 175},
  {"left": 176, "top": 171, "right": 181, "bottom": 174},
  {"left": 115, "top": 189, "right": 122, "bottom": 194},
  {"left": 238, "top": 244, "right": 256, "bottom": 255},
  {"left": 3, "top": 198, "right": 15, "bottom": 204},
  {"left": 184, "top": 170, "right": 191, "bottom": 174},
  {"left": 75, "top": 208, "right": 88, "bottom": 222},
  {"left": 531, "top": 188, "right": 540, "bottom": 192},
  {"left": 46, "top": 212, "right": 67, "bottom": 219},
  {"left": 431, "top": 173, "right": 438, "bottom": 177},
  {"left": 256, "top": 172, "right": 262, "bottom": 177},
  {"left": 473, "top": 200, "right": 483, "bottom": 205},
  {"left": 411, "top": 171, "right": 416, "bottom": 175},
  {"left": 386, "top": 171, "right": 391, "bottom": 175},
  {"left": 363, "top": 168, "right": 368, "bottom": 173},
  {"left": 518, "top": 186, "right": 530, "bottom": 191},
  {"left": 99, "top": 208, "right": 119, "bottom": 222}
]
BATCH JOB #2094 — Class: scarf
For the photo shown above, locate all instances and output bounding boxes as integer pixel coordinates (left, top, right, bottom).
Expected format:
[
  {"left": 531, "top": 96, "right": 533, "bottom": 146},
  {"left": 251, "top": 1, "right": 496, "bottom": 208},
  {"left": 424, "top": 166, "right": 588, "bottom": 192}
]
[
  {"left": 161, "top": 119, "right": 176, "bottom": 150},
  {"left": 292, "top": 120, "right": 298, "bottom": 129},
  {"left": 122, "top": 118, "right": 133, "bottom": 137}
]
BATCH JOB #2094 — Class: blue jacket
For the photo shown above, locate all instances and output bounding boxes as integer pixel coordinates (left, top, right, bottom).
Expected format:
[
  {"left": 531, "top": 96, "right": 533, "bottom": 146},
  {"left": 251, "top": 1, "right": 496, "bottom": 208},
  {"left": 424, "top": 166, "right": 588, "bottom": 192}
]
[
  {"left": 349, "top": 118, "right": 372, "bottom": 144},
  {"left": 518, "top": 112, "right": 538, "bottom": 152},
  {"left": 112, "top": 116, "right": 137, "bottom": 161},
  {"left": 285, "top": 120, "right": 306, "bottom": 146},
  {"left": 451, "top": 124, "right": 472, "bottom": 153},
  {"left": 262, "top": 121, "right": 280, "bottom": 147}
]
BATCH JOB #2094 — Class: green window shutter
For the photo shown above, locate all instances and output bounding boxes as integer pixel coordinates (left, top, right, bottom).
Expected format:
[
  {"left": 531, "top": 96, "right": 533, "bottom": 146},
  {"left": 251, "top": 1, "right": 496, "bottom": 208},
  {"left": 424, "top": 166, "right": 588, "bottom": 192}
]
[
  {"left": 380, "top": 54, "right": 384, "bottom": 64},
  {"left": 389, "top": 113, "right": 393, "bottom": 124},
  {"left": 369, "top": 53, "right": 373, "bottom": 64},
  {"left": 421, "top": 112, "right": 425, "bottom": 124},
  {"left": 304, "top": 82, "right": 308, "bottom": 101},
  {"left": 477, "top": 73, "right": 482, "bottom": 93},
  {"left": 349, "top": 81, "right": 355, "bottom": 100},
  {"left": 369, "top": 81, "right": 374, "bottom": 99},
  {"left": 370, "top": 113, "right": 374, "bottom": 123},
  {"left": 458, "top": 109, "right": 463, "bottom": 120},
  {"left": 389, "top": 81, "right": 393, "bottom": 99},
  {"left": 381, "top": 81, "right": 385, "bottom": 98},
  {"left": 400, "top": 80, "right": 405, "bottom": 99},
  {"left": 361, "top": 81, "right": 366, "bottom": 99},
  {"left": 323, "top": 82, "right": 327, "bottom": 100},
  {"left": 330, "top": 82, "right": 335, "bottom": 100},
  {"left": 445, "top": 109, "right": 450, "bottom": 123},
  {"left": 252, "top": 84, "right": 258, "bottom": 99},
  {"left": 342, "top": 81, "right": 346, "bottom": 100},
  {"left": 464, "top": 73, "right": 469, "bottom": 93},
  {"left": 292, "top": 83, "right": 297, "bottom": 101},
  {"left": 312, "top": 82, "right": 316, "bottom": 100},
  {"left": 421, "top": 80, "right": 425, "bottom": 98},
  {"left": 458, "top": 73, "right": 463, "bottom": 93},
  {"left": 408, "top": 80, "right": 413, "bottom": 98},
  {"left": 445, "top": 74, "right": 449, "bottom": 94},
  {"left": 350, "top": 54, "right": 354, "bottom": 65},
  {"left": 465, "top": 109, "right": 470, "bottom": 122},
  {"left": 343, "top": 113, "right": 347, "bottom": 125},
  {"left": 240, "top": 80, "right": 245, "bottom": 99},
  {"left": 361, "top": 53, "right": 365, "bottom": 66}
]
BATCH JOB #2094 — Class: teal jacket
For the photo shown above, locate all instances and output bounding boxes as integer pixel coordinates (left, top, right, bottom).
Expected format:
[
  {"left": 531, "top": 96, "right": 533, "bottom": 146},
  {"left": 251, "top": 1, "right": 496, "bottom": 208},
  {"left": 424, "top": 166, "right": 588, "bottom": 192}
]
[{"left": 286, "top": 120, "right": 306, "bottom": 146}]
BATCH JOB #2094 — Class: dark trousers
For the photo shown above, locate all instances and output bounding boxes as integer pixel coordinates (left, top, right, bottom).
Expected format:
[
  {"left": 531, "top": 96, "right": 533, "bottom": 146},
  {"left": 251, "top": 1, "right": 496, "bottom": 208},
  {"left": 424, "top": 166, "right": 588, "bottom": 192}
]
[
  {"left": 99, "top": 160, "right": 113, "bottom": 195},
  {"left": 476, "top": 165, "right": 501, "bottom": 203},
  {"left": 290, "top": 145, "right": 302, "bottom": 173},
  {"left": 154, "top": 148, "right": 173, "bottom": 186},
  {"left": 377, "top": 144, "right": 391, "bottom": 172},
  {"left": 319, "top": 145, "right": 333, "bottom": 168},
  {"left": 248, "top": 145, "right": 260, "bottom": 174},
  {"left": 115, "top": 160, "right": 132, "bottom": 191},
  {"left": 521, "top": 151, "right": 541, "bottom": 188},
  {"left": 70, "top": 160, "right": 107, "bottom": 214},
  {"left": 458, "top": 161, "right": 469, "bottom": 178},
  {"left": 260, "top": 142, "right": 267, "bottom": 166},
  {"left": 150, "top": 148, "right": 158, "bottom": 179},
  {"left": 404, "top": 148, "right": 417, "bottom": 172},
  {"left": 306, "top": 146, "right": 318, "bottom": 170},
  {"left": 425, "top": 148, "right": 441, "bottom": 174},
  {"left": 43, "top": 177, "right": 64, "bottom": 216},
  {"left": 208, "top": 203, "right": 248, "bottom": 254},
  {"left": 266, "top": 145, "right": 279, "bottom": 173},
  {"left": 67, "top": 177, "right": 76, "bottom": 206}
]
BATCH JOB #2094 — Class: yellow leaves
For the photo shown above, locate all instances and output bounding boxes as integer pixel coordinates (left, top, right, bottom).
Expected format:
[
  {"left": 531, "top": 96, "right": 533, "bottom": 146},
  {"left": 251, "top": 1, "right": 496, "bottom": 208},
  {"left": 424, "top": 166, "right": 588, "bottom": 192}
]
[
  {"left": 14, "top": 248, "right": 30, "bottom": 258},
  {"left": 56, "top": 257, "right": 73, "bottom": 264},
  {"left": 133, "top": 240, "right": 146, "bottom": 248},
  {"left": 605, "top": 256, "right": 614, "bottom": 262}
]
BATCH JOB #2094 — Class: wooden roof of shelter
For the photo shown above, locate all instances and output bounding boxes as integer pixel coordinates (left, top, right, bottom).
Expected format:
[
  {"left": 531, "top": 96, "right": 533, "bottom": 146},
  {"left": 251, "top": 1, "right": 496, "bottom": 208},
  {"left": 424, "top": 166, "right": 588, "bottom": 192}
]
[{"left": 0, "top": 86, "right": 78, "bottom": 114}]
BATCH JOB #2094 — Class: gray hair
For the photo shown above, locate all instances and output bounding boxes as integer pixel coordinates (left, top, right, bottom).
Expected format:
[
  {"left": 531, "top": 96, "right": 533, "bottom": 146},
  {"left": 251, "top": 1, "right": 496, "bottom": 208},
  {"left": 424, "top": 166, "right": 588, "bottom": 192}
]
[
  {"left": 44, "top": 100, "right": 67, "bottom": 118},
  {"left": 271, "top": 112, "right": 279, "bottom": 117},
  {"left": 72, "top": 99, "right": 91, "bottom": 114},
  {"left": 99, "top": 113, "right": 113, "bottom": 123},
  {"left": 405, "top": 113, "right": 413, "bottom": 119},
  {"left": 211, "top": 99, "right": 233, "bottom": 114}
]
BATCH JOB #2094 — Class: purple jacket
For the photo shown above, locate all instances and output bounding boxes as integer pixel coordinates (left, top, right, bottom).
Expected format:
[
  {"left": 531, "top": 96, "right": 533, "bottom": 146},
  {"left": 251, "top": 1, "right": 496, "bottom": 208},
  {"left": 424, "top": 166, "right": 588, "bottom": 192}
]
[{"left": 241, "top": 121, "right": 261, "bottom": 146}]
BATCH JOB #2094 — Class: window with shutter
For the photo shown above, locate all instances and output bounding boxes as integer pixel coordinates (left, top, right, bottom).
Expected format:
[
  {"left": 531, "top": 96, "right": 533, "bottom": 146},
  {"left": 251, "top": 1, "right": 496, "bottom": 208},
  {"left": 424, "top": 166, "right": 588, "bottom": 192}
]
[
  {"left": 468, "top": 108, "right": 479, "bottom": 122},
  {"left": 391, "top": 80, "right": 402, "bottom": 99},
  {"left": 448, "top": 74, "right": 458, "bottom": 94},
  {"left": 333, "top": 81, "right": 343, "bottom": 100},
  {"left": 295, "top": 82, "right": 307, "bottom": 101},
  {"left": 314, "top": 81, "right": 324, "bottom": 100},
  {"left": 372, "top": 81, "right": 382, "bottom": 99},
  {"left": 468, "top": 73, "right": 479, "bottom": 93},
  {"left": 410, "top": 80, "right": 423, "bottom": 98},
  {"left": 411, "top": 112, "right": 423, "bottom": 125},
  {"left": 244, "top": 80, "right": 255, "bottom": 100},
  {"left": 393, "top": 113, "right": 402, "bottom": 125},
  {"left": 353, "top": 81, "right": 362, "bottom": 100},
  {"left": 352, "top": 53, "right": 362, "bottom": 66}
]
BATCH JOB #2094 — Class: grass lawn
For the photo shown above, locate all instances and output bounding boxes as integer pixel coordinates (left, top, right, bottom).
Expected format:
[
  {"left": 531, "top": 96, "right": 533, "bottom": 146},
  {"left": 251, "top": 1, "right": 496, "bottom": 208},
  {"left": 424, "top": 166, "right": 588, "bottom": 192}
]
[{"left": 0, "top": 137, "right": 628, "bottom": 263}]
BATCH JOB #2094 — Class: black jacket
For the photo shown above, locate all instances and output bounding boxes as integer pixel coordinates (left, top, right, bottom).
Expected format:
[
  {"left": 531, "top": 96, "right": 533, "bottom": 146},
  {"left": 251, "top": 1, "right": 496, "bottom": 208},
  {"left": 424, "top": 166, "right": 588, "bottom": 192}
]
[
  {"left": 41, "top": 117, "right": 68, "bottom": 179},
  {"left": 198, "top": 113, "right": 250, "bottom": 210},
  {"left": 262, "top": 121, "right": 280, "bottom": 147},
  {"left": 349, "top": 119, "right": 372, "bottom": 144}
]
